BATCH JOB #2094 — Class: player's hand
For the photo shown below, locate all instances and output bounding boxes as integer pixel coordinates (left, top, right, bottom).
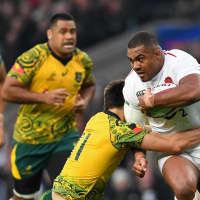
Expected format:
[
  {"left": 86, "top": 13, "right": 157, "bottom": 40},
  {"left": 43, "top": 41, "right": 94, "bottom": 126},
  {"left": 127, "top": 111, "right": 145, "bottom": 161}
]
[
  {"left": 73, "top": 94, "right": 88, "bottom": 113},
  {"left": 43, "top": 88, "right": 70, "bottom": 106},
  {"left": 0, "top": 118, "right": 5, "bottom": 148},
  {"left": 138, "top": 88, "right": 154, "bottom": 115},
  {"left": 132, "top": 156, "right": 148, "bottom": 178}
]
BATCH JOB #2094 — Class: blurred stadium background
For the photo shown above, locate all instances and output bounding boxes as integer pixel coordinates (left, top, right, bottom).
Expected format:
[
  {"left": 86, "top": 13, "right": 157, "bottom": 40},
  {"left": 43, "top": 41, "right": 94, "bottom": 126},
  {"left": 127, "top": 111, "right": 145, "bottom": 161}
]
[{"left": 1, "top": 0, "right": 200, "bottom": 199}]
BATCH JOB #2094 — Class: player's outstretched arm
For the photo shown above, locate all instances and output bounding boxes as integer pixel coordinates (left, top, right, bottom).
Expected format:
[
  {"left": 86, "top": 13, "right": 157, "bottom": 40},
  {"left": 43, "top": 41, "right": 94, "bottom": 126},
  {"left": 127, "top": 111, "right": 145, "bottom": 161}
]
[{"left": 141, "top": 128, "right": 200, "bottom": 154}]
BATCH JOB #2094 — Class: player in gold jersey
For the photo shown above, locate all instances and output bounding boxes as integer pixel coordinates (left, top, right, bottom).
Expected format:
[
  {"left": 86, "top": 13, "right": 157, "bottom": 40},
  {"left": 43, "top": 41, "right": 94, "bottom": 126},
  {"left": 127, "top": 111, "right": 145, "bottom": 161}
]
[
  {"left": 39, "top": 79, "right": 200, "bottom": 200},
  {"left": 2, "top": 13, "right": 95, "bottom": 200}
]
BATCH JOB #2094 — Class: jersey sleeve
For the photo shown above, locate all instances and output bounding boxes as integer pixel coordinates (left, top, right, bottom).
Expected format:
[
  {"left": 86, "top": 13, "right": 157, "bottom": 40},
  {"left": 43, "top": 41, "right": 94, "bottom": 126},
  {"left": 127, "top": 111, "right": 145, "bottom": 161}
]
[
  {"left": 81, "top": 52, "right": 95, "bottom": 86},
  {"left": 123, "top": 72, "right": 147, "bottom": 126},
  {"left": 172, "top": 49, "right": 200, "bottom": 82},
  {"left": 8, "top": 47, "right": 40, "bottom": 85},
  {"left": 109, "top": 115, "right": 148, "bottom": 150}
]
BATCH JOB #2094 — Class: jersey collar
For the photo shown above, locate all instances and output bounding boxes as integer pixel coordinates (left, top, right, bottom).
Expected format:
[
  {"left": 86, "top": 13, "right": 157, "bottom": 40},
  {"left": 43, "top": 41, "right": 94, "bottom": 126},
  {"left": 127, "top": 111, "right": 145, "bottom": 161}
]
[
  {"left": 47, "top": 43, "right": 72, "bottom": 65},
  {"left": 104, "top": 110, "right": 121, "bottom": 120}
]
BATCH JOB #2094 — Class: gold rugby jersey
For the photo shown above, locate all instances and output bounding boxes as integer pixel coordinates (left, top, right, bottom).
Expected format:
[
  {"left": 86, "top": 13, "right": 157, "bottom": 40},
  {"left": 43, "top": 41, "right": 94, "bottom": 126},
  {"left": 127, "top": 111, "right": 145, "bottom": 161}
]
[
  {"left": 53, "top": 111, "right": 148, "bottom": 200},
  {"left": 8, "top": 43, "right": 95, "bottom": 144}
]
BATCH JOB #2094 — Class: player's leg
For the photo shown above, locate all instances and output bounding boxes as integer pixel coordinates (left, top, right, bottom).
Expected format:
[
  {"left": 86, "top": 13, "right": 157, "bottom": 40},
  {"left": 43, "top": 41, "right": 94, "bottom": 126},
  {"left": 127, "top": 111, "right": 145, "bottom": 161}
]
[
  {"left": 12, "top": 171, "right": 42, "bottom": 200},
  {"left": 161, "top": 155, "right": 199, "bottom": 200},
  {"left": 46, "top": 150, "right": 71, "bottom": 182},
  {"left": 10, "top": 141, "right": 54, "bottom": 200},
  {"left": 46, "top": 130, "right": 80, "bottom": 182},
  {"left": 173, "top": 189, "right": 199, "bottom": 200},
  {"left": 174, "top": 191, "right": 200, "bottom": 200}
]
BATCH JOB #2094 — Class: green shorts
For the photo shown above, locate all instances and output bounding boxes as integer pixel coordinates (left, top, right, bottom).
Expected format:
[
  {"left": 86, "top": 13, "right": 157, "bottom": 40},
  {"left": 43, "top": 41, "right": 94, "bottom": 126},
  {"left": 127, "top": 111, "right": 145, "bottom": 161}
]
[{"left": 11, "top": 130, "right": 80, "bottom": 198}]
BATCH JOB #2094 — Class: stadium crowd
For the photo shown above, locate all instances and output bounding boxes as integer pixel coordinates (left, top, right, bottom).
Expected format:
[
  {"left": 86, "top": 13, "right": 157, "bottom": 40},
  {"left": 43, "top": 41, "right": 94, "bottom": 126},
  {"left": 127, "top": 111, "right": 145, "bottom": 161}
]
[
  {"left": 1, "top": 0, "right": 200, "bottom": 70},
  {"left": 0, "top": 0, "right": 127, "bottom": 70}
]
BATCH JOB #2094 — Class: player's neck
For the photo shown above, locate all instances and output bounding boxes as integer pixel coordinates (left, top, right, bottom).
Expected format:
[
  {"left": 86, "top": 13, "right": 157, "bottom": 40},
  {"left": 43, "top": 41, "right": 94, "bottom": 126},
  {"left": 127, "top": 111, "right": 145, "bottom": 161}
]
[
  {"left": 48, "top": 42, "right": 72, "bottom": 59},
  {"left": 109, "top": 107, "right": 125, "bottom": 121}
]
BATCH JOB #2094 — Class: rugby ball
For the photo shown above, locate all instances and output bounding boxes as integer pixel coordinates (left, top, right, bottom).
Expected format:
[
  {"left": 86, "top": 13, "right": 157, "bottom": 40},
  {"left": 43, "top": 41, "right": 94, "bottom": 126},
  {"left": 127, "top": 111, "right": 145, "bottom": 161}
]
[{"left": 149, "top": 83, "right": 176, "bottom": 118}]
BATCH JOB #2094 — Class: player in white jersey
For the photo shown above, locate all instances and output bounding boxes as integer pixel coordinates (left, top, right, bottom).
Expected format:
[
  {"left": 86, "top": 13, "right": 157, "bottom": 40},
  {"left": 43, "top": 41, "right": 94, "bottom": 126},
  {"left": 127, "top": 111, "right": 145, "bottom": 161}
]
[{"left": 123, "top": 31, "right": 200, "bottom": 200}]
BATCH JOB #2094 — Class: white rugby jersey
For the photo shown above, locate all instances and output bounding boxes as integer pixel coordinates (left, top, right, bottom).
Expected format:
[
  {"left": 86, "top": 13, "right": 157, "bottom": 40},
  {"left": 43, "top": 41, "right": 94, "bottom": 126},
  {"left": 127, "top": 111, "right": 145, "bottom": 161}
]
[{"left": 123, "top": 49, "right": 200, "bottom": 151}]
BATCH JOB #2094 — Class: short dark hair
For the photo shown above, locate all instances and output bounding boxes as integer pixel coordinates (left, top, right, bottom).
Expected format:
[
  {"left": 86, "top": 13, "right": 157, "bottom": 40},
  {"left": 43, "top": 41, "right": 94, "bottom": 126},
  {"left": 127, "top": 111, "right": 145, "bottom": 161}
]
[
  {"left": 49, "top": 13, "right": 75, "bottom": 27},
  {"left": 128, "top": 31, "right": 158, "bottom": 49},
  {"left": 104, "top": 79, "right": 125, "bottom": 110}
]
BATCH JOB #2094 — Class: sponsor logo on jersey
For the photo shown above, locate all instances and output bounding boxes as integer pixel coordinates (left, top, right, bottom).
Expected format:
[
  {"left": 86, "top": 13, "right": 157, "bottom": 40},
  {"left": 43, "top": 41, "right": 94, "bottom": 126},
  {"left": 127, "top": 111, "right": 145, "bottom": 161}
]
[{"left": 136, "top": 89, "right": 145, "bottom": 97}]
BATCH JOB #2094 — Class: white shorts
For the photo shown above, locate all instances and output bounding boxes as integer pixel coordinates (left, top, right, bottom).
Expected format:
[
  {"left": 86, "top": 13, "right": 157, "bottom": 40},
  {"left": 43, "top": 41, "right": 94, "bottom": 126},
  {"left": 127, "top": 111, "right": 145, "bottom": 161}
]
[{"left": 157, "top": 150, "right": 200, "bottom": 174}]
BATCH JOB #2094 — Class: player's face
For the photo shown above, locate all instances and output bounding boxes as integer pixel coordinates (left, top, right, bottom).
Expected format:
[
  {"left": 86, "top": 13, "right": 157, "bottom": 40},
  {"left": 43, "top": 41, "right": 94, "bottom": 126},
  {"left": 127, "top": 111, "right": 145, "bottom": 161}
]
[
  {"left": 48, "top": 20, "right": 77, "bottom": 58},
  {"left": 127, "top": 45, "right": 163, "bottom": 82}
]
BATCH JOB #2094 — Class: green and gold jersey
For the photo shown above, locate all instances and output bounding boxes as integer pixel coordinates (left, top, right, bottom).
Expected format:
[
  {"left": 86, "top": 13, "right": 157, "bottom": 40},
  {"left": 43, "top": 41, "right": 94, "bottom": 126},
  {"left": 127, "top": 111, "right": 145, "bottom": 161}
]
[
  {"left": 53, "top": 111, "right": 148, "bottom": 200},
  {"left": 8, "top": 43, "right": 95, "bottom": 144}
]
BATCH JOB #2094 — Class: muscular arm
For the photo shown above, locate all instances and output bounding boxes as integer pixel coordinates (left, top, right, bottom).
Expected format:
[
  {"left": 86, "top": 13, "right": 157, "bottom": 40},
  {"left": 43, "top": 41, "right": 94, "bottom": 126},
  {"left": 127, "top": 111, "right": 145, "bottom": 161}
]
[
  {"left": 2, "top": 76, "right": 69, "bottom": 105},
  {"left": 154, "top": 74, "right": 200, "bottom": 107},
  {"left": 141, "top": 128, "right": 200, "bottom": 154},
  {"left": 2, "top": 76, "right": 47, "bottom": 103}
]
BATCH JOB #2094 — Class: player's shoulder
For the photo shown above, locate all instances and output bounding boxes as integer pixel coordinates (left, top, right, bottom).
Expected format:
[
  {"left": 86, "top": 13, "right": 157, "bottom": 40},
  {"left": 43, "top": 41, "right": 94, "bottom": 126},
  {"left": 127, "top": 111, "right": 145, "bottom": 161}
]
[
  {"left": 74, "top": 48, "right": 91, "bottom": 60},
  {"left": 124, "top": 70, "right": 141, "bottom": 94},
  {"left": 125, "top": 70, "right": 138, "bottom": 82},
  {"left": 74, "top": 48, "right": 93, "bottom": 67},
  {"left": 20, "top": 43, "right": 49, "bottom": 57},
  {"left": 17, "top": 43, "right": 50, "bottom": 67},
  {"left": 85, "top": 112, "right": 107, "bottom": 126},
  {"left": 167, "top": 49, "right": 199, "bottom": 70},
  {"left": 90, "top": 112, "right": 106, "bottom": 119},
  {"left": 165, "top": 49, "right": 196, "bottom": 60}
]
